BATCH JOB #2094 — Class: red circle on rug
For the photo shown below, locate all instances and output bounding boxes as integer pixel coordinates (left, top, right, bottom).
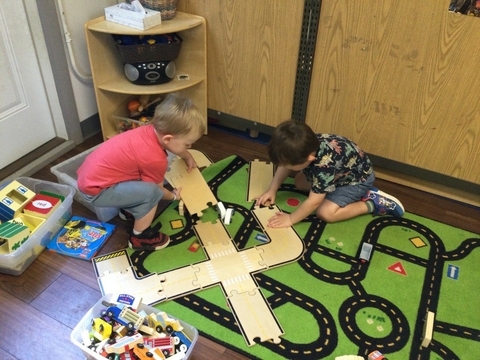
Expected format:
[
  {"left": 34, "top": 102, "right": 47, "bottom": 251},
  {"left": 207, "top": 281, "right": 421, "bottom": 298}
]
[{"left": 287, "top": 198, "right": 300, "bottom": 207}]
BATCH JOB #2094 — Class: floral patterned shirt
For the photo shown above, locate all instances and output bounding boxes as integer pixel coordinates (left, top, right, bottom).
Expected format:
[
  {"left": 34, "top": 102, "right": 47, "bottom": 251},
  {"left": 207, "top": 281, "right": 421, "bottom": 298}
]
[{"left": 302, "top": 134, "right": 373, "bottom": 194}]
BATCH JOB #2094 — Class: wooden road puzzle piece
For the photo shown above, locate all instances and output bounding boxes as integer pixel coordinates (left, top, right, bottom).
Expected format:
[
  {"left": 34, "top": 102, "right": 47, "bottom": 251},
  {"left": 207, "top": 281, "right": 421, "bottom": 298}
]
[
  {"left": 193, "top": 219, "right": 232, "bottom": 247},
  {"left": 93, "top": 202, "right": 305, "bottom": 347},
  {"left": 164, "top": 156, "right": 217, "bottom": 217},
  {"left": 252, "top": 206, "right": 305, "bottom": 267},
  {"left": 227, "top": 288, "right": 283, "bottom": 346},
  {"left": 247, "top": 159, "right": 274, "bottom": 202},
  {"left": 188, "top": 149, "right": 213, "bottom": 168},
  {"left": 93, "top": 250, "right": 166, "bottom": 305}
]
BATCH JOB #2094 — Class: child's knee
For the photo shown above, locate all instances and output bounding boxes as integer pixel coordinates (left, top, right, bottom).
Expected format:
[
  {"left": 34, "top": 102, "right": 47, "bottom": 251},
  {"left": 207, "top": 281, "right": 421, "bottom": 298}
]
[{"left": 316, "top": 208, "right": 337, "bottom": 223}]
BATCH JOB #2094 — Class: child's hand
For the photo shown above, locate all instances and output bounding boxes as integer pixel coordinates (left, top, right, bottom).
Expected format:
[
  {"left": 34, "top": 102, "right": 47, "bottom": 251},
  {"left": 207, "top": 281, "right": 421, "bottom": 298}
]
[
  {"left": 267, "top": 212, "right": 292, "bottom": 228},
  {"left": 255, "top": 191, "right": 276, "bottom": 207},
  {"left": 172, "top": 187, "right": 182, "bottom": 201},
  {"left": 185, "top": 158, "right": 198, "bottom": 173}
]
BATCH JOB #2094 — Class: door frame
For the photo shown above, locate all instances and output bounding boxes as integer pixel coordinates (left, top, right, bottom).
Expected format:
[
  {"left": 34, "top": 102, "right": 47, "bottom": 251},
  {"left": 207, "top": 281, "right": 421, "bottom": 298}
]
[
  {"left": 23, "top": 0, "right": 67, "bottom": 140},
  {"left": 4, "top": 1, "right": 82, "bottom": 181}
]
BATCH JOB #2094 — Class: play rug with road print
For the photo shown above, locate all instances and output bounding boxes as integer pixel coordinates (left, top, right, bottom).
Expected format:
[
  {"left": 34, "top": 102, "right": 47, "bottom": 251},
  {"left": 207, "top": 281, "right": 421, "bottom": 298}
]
[{"left": 93, "top": 155, "right": 480, "bottom": 360}]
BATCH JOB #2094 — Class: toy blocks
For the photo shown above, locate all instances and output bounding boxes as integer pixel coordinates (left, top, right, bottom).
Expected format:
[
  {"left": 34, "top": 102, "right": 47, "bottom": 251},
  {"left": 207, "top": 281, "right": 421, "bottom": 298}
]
[
  {"left": 0, "top": 177, "right": 75, "bottom": 276},
  {"left": 0, "top": 180, "right": 36, "bottom": 222},
  {"left": 0, "top": 180, "right": 61, "bottom": 255},
  {"left": 421, "top": 311, "right": 435, "bottom": 347},
  {"left": 0, "top": 221, "right": 30, "bottom": 254},
  {"left": 23, "top": 193, "right": 61, "bottom": 219},
  {"left": 10, "top": 214, "right": 45, "bottom": 234}
]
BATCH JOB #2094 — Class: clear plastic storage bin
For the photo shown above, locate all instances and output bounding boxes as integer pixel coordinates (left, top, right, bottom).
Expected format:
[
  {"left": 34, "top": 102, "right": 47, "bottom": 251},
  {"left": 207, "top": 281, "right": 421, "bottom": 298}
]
[
  {"left": 50, "top": 147, "right": 119, "bottom": 222},
  {"left": 70, "top": 294, "right": 198, "bottom": 360},
  {"left": 0, "top": 177, "right": 75, "bottom": 275}
]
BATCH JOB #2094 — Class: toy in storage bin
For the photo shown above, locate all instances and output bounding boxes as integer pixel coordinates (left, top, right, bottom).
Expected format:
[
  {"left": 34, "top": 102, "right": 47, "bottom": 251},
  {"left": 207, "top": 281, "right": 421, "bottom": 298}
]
[
  {"left": 114, "top": 33, "right": 183, "bottom": 63},
  {"left": 114, "top": 95, "right": 163, "bottom": 134},
  {"left": 114, "top": 100, "right": 150, "bottom": 134},
  {"left": 70, "top": 293, "right": 198, "bottom": 360},
  {"left": 0, "top": 177, "right": 75, "bottom": 275},
  {"left": 50, "top": 146, "right": 119, "bottom": 222}
]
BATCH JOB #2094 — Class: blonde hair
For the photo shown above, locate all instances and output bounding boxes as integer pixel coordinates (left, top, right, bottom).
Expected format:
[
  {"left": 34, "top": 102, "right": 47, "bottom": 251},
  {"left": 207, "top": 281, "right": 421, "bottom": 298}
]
[{"left": 151, "top": 93, "right": 205, "bottom": 137}]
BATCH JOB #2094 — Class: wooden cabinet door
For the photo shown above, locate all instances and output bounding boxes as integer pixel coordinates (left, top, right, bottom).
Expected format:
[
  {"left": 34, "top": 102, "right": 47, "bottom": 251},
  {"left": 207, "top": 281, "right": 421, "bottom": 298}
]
[
  {"left": 306, "top": 0, "right": 480, "bottom": 185},
  {"left": 178, "top": 0, "right": 304, "bottom": 127}
]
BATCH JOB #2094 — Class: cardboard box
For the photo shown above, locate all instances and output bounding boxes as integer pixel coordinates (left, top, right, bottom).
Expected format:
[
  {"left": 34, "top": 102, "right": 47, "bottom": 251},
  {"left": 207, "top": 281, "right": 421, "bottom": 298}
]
[
  {"left": 50, "top": 147, "right": 119, "bottom": 223},
  {"left": 71, "top": 294, "right": 198, "bottom": 360},
  {"left": 0, "top": 177, "right": 75, "bottom": 275},
  {"left": 105, "top": 3, "right": 162, "bottom": 30}
]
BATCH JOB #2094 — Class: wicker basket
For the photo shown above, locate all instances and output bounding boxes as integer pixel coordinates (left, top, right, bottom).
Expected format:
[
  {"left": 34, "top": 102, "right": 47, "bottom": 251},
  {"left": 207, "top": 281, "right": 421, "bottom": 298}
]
[
  {"left": 115, "top": 33, "right": 182, "bottom": 62},
  {"left": 139, "top": 0, "right": 178, "bottom": 20}
]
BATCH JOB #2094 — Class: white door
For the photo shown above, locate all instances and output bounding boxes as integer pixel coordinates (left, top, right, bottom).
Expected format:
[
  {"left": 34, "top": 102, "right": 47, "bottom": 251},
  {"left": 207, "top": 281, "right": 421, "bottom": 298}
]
[{"left": 0, "top": 1, "right": 59, "bottom": 169}]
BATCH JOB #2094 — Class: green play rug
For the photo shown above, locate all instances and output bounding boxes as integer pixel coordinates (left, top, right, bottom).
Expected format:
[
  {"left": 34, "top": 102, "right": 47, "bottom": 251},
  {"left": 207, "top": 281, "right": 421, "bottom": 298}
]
[{"left": 126, "top": 155, "right": 480, "bottom": 360}]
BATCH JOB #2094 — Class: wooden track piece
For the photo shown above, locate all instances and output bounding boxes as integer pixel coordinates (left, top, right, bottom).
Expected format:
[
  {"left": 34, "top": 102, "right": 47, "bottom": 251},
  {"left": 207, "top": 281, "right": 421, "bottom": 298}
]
[
  {"left": 247, "top": 160, "right": 274, "bottom": 202},
  {"left": 165, "top": 156, "right": 217, "bottom": 217},
  {"left": 421, "top": 311, "right": 435, "bottom": 347},
  {"left": 188, "top": 149, "right": 213, "bottom": 168}
]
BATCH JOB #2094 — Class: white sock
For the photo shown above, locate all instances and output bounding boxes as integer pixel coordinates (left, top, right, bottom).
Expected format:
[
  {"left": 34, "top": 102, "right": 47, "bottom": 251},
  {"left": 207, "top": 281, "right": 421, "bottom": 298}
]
[{"left": 133, "top": 229, "right": 142, "bottom": 235}]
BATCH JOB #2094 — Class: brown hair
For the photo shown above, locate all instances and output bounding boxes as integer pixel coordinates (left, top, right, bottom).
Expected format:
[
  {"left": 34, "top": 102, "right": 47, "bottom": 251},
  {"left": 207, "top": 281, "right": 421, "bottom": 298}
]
[
  {"left": 151, "top": 93, "right": 205, "bottom": 137},
  {"left": 268, "top": 120, "right": 319, "bottom": 166}
]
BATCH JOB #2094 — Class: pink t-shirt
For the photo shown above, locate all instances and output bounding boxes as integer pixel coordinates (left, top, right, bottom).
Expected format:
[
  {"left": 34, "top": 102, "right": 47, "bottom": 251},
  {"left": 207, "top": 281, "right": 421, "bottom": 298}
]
[{"left": 77, "top": 125, "right": 168, "bottom": 196}]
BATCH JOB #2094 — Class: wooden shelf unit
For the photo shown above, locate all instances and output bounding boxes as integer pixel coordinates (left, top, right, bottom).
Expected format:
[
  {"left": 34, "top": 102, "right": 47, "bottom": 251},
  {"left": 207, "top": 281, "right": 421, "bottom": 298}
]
[{"left": 85, "top": 12, "right": 207, "bottom": 140}]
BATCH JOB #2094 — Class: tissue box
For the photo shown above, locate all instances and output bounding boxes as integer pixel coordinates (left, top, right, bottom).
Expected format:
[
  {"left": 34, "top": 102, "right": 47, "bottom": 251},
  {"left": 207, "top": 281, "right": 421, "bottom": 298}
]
[{"left": 105, "top": 3, "right": 162, "bottom": 30}]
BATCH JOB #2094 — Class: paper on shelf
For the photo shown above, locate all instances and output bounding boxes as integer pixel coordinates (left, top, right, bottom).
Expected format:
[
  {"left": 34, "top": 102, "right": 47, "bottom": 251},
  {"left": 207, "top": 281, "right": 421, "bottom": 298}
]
[{"left": 104, "top": 1, "right": 162, "bottom": 30}]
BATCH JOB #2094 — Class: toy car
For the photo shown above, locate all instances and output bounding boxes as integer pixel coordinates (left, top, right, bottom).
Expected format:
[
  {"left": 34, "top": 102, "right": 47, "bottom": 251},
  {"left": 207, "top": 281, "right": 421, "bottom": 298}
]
[
  {"left": 368, "top": 350, "right": 388, "bottom": 360},
  {"left": 91, "top": 317, "right": 113, "bottom": 341},
  {"left": 143, "top": 336, "right": 175, "bottom": 356},
  {"left": 132, "top": 343, "right": 165, "bottom": 359},
  {"left": 359, "top": 242, "right": 373, "bottom": 263},
  {"left": 157, "top": 311, "right": 183, "bottom": 334},
  {"left": 172, "top": 330, "right": 192, "bottom": 354},
  {"left": 145, "top": 313, "right": 167, "bottom": 335},
  {"left": 104, "top": 333, "right": 143, "bottom": 355},
  {"left": 102, "top": 301, "right": 145, "bottom": 332}
]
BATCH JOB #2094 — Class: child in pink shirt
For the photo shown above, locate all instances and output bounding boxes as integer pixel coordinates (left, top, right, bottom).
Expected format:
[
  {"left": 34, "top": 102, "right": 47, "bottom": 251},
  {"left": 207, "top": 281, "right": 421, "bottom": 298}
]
[{"left": 77, "top": 93, "right": 205, "bottom": 250}]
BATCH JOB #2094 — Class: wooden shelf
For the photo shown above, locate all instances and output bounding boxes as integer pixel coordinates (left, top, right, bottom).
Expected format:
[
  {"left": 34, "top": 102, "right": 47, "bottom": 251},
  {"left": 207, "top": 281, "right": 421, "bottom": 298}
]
[
  {"left": 85, "top": 12, "right": 207, "bottom": 141},
  {"left": 97, "top": 74, "right": 204, "bottom": 95}
]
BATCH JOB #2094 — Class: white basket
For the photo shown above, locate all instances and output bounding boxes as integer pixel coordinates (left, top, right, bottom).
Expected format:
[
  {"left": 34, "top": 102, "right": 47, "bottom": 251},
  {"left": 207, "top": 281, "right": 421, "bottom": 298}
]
[{"left": 70, "top": 294, "right": 198, "bottom": 360}]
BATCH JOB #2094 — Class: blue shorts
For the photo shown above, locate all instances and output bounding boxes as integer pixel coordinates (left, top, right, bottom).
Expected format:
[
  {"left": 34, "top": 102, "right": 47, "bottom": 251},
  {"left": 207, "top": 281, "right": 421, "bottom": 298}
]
[
  {"left": 324, "top": 172, "right": 375, "bottom": 207},
  {"left": 81, "top": 180, "right": 164, "bottom": 219}
]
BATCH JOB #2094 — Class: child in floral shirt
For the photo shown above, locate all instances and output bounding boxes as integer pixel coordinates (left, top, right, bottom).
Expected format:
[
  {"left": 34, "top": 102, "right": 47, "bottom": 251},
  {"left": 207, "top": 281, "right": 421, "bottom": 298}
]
[{"left": 256, "top": 120, "right": 404, "bottom": 228}]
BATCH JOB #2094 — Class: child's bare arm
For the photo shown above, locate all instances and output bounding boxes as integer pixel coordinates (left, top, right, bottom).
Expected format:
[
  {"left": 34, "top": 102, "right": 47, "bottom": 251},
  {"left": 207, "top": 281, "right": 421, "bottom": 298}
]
[
  {"left": 268, "top": 191, "right": 325, "bottom": 228},
  {"left": 158, "top": 183, "right": 182, "bottom": 201},
  {"left": 178, "top": 150, "right": 198, "bottom": 172},
  {"left": 289, "top": 191, "right": 325, "bottom": 224}
]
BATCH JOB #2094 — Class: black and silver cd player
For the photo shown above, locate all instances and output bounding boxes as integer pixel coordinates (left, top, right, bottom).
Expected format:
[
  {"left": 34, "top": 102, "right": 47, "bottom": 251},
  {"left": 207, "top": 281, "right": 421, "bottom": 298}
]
[{"left": 124, "top": 60, "right": 176, "bottom": 85}]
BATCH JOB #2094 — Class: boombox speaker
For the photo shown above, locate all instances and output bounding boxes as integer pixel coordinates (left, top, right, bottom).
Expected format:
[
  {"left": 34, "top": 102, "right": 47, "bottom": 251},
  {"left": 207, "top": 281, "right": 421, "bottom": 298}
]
[{"left": 124, "top": 60, "right": 176, "bottom": 85}]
